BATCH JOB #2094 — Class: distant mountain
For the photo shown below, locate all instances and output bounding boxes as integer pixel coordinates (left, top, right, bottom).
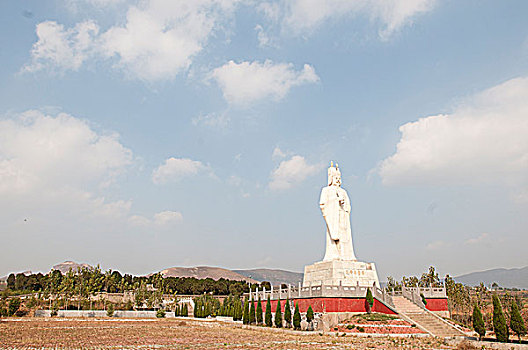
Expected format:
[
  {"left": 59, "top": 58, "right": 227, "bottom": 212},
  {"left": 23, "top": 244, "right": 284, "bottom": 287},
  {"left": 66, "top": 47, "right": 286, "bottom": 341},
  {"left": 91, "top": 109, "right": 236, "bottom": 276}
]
[
  {"left": 233, "top": 268, "right": 304, "bottom": 286},
  {"left": 159, "top": 266, "right": 257, "bottom": 283},
  {"left": 53, "top": 261, "right": 92, "bottom": 274},
  {"left": 455, "top": 266, "right": 528, "bottom": 289}
]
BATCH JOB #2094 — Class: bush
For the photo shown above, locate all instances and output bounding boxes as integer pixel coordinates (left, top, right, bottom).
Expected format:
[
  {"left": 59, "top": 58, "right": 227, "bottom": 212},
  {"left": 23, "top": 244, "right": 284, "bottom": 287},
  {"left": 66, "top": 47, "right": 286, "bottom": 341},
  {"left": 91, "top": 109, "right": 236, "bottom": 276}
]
[
  {"left": 256, "top": 297, "right": 263, "bottom": 325},
  {"left": 284, "top": 299, "right": 291, "bottom": 328},
  {"left": 492, "top": 294, "right": 508, "bottom": 343},
  {"left": 293, "top": 303, "right": 301, "bottom": 330},
  {"left": 510, "top": 300, "right": 526, "bottom": 343},
  {"left": 274, "top": 299, "right": 282, "bottom": 328},
  {"left": 420, "top": 293, "right": 427, "bottom": 306},
  {"left": 265, "top": 296, "right": 272, "bottom": 327},
  {"left": 472, "top": 304, "right": 486, "bottom": 340},
  {"left": 156, "top": 309, "right": 166, "bottom": 318},
  {"left": 106, "top": 303, "right": 114, "bottom": 317},
  {"left": 346, "top": 324, "right": 355, "bottom": 330},
  {"left": 357, "top": 326, "right": 365, "bottom": 333},
  {"left": 249, "top": 299, "right": 256, "bottom": 325},
  {"left": 306, "top": 305, "right": 314, "bottom": 323},
  {"left": 365, "top": 289, "right": 373, "bottom": 313},
  {"left": 8, "top": 298, "right": 21, "bottom": 316}
]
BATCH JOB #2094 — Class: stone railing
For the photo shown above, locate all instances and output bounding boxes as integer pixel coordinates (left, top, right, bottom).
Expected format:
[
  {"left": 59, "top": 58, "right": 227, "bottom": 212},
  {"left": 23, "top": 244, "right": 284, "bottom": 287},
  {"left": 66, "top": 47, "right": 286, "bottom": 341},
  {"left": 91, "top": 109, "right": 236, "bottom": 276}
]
[{"left": 247, "top": 284, "right": 395, "bottom": 309}]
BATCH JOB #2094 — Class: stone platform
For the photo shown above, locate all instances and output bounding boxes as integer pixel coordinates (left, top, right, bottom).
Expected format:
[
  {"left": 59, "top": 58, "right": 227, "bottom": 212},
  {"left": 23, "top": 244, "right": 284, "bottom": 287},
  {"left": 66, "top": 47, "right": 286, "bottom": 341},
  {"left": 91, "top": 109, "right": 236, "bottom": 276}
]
[{"left": 303, "top": 259, "right": 380, "bottom": 288}]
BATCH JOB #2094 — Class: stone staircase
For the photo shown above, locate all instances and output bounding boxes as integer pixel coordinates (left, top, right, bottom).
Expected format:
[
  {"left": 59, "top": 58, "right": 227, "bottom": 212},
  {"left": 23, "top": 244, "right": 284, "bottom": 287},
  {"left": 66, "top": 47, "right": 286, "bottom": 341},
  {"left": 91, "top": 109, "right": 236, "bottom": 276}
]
[{"left": 392, "top": 296, "right": 465, "bottom": 338}]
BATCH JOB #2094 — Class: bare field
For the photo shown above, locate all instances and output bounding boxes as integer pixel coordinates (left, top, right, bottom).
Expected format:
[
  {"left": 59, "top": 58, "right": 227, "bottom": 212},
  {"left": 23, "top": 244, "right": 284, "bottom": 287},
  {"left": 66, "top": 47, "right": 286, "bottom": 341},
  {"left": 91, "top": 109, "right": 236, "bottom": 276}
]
[{"left": 0, "top": 318, "right": 458, "bottom": 349}]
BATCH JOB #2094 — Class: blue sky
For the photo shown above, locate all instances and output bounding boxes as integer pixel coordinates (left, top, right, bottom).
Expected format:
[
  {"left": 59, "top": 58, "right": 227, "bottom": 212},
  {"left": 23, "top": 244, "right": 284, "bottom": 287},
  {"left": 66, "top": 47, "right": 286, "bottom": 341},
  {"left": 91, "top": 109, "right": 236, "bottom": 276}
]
[{"left": 1, "top": 0, "right": 528, "bottom": 281}]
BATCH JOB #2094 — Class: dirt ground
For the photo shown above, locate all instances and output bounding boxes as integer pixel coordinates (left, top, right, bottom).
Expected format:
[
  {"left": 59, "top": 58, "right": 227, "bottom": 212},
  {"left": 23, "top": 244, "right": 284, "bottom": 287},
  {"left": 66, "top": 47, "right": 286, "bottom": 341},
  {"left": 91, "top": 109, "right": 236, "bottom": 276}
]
[{"left": 0, "top": 317, "right": 460, "bottom": 349}]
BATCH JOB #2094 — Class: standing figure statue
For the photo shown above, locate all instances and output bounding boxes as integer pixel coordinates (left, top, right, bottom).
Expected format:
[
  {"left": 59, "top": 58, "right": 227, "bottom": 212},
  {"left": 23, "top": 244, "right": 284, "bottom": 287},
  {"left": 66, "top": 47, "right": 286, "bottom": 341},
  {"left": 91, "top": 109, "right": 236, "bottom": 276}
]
[{"left": 320, "top": 162, "right": 356, "bottom": 261}]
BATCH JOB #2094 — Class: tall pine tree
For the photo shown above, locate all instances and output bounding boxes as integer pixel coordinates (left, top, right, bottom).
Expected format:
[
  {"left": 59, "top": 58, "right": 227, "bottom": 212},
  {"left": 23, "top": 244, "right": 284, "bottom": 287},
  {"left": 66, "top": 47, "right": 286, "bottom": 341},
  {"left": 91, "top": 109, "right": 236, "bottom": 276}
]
[
  {"left": 265, "top": 295, "right": 272, "bottom": 327},
  {"left": 472, "top": 304, "right": 486, "bottom": 340},
  {"left": 293, "top": 302, "right": 301, "bottom": 330},
  {"left": 284, "top": 299, "right": 292, "bottom": 328},
  {"left": 274, "top": 298, "right": 283, "bottom": 328},
  {"left": 510, "top": 299, "right": 526, "bottom": 343},
  {"left": 242, "top": 298, "right": 250, "bottom": 324},
  {"left": 249, "top": 299, "right": 256, "bottom": 325},
  {"left": 256, "top": 297, "right": 263, "bottom": 325},
  {"left": 492, "top": 294, "right": 509, "bottom": 343}
]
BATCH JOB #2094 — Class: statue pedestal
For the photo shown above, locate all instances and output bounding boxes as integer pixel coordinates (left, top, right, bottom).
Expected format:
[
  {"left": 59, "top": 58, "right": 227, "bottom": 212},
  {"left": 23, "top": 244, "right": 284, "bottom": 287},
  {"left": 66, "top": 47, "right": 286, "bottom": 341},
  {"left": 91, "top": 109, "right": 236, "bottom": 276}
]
[{"left": 303, "top": 259, "right": 380, "bottom": 288}]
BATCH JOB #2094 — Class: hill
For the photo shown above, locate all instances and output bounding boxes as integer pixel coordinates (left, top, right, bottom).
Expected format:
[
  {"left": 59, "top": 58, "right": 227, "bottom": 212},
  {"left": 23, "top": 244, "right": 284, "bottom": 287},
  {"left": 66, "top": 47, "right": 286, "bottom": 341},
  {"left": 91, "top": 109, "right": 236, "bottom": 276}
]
[
  {"left": 455, "top": 266, "right": 528, "bottom": 289},
  {"left": 52, "top": 261, "right": 92, "bottom": 274},
  {"left": 233, "top": 268, "right": 303, "bottom": 286},
  {"left": 159, "top": 266, "right": 257, "bottom": 283}
]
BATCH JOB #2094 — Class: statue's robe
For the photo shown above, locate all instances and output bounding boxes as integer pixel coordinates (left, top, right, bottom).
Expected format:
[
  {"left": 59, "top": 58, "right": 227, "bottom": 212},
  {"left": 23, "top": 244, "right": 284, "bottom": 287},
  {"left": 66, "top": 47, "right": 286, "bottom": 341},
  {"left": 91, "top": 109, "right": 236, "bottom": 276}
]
[{"left": 320, "top": 185, "right": 356, "bottom": 261}]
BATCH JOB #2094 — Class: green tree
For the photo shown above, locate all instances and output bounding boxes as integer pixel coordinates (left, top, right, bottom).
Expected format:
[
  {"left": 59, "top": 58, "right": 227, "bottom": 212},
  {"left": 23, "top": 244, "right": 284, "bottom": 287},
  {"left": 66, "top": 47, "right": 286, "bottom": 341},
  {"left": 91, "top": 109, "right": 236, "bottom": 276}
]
[
  {"left": 274, "top": 298, "right": 282, "bottom": 328},
  {"left": 365, "top": 288, "right": 374, "bottom": 313},
  {"left": 306, "top": 305, "right": 314, "bottom": 324},
  {"left": 256, "top": 297, "right": 263, "bottom": 325},
  {"left": 106, "top": 303, "right": 114, "bottom": 317},
  {"left": 472, "top": 304, "right": 486, "bottom": 340},
  {"left": 242, "top": 299, "right": 250, "bottom": 324},
  {"left": 249, "top": 299, "right": 256, "bottom": 325},
  {"left": 265, "top": 296, "right": 272, "bottom": 327},
  {"left": 293, "top": 303, "right": 301, "bottom": 330},
  {"left": 510, "top": 300, "right": 526, "bottom": 343},
  {"left": 492, "top": 294, "right": 509, "bottom": 343},
  {"left": 8, "top": 298, "right": 21, "bottom": 316},
  {"left": 283, "top": 299, "right": 291, "bottom": 328}
]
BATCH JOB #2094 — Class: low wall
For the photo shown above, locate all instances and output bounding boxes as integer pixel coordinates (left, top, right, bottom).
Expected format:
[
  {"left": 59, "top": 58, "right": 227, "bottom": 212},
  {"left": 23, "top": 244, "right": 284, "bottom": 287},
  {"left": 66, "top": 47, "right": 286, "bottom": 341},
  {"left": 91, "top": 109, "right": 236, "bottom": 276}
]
[
  {"left": 254, "top": 297, "right": 396, "bottom": 315},
  {"left": 35, "top": 310, "right": 177, "bottom": 318}
]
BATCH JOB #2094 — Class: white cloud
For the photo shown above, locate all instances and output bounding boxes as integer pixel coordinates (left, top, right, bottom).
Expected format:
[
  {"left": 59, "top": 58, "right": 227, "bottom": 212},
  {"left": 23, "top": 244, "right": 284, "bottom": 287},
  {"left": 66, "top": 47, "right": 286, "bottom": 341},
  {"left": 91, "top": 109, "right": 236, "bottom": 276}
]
[
  {"left": 269, "top": 155, "right": 320, "bottom": 190},
  {"left": 154, "top": 210, "right": 183, "bottom": 225},
  {"left": 272, "top": 146, "right": 287, "bottom": 160},
  {"left": 23, "top": 21, "right": 99, "bottom": 73},
  {"left": 210, "top": 60, "right": 319, "bottom": 107},
  {"left": 25, "top": 0, "right": 240, "bottom": 81},
  {"left": 425, "top": 240, "right": 448, "bottom": 251},
  {"left": 192, "top": 112, "right": 230, "bottom": 128},
  {"left": 0, "top": 110, "right": 132, "bottom": 194},
  {"left": 152, "top": 157, "right": 211, "bottom": 184},
  {"left": 263, "top": 0, "right": 436, "bottom": 40},
  {"left": 465, "top": 233, "right": 489, "bottom": 246},
  {"left": 379, "top": 77, "right": 528, "bottom": 190}
]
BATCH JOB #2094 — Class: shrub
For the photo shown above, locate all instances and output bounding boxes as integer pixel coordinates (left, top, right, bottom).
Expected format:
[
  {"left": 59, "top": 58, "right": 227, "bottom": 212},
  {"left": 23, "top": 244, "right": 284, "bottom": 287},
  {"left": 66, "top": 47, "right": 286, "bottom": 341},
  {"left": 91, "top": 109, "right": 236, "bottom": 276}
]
[
  {"left": 510, "top": 300, "right": 526, "bottom": 343},
  {"left": 357, "top": 326, "right": 365, "bottom": 333},
  {"left": 293, "top": 303, "right": 301, "bottom": 330},
  {"left": 306, "top": 305, "right": 314, "bottom": 323},
  {"left": 365, "top": 289, "right": 373, "bottom": 313},
  {"left": 420, "top": 293, "right": 427, "bottom": 306},
  {"left": 242, "top": 299, "right": 249, "bottom": 324},
  {"left": 265, "top": 296, "right": 272, "bottom": 327},
  {"left": 472, "top": 304, "right": 486, "bottom": 340},
  {"left": 346, "top": 324, "right": 355, "bottom": 330},
  {"left": 274, "top": 298, "right": 282, "bottom": 328},
  {"left": 284, "top": 299, "right": 291, "bottom": 328},
  {"left": 8, "top": 298, "right": 21, "bottom": 316},
  {"left": 256, "top": 297, "right": 263, "bottom": 325},
  {"left": 106, "top": 303, "right": 114, "bottom": 317},
  {"left": 156, "top": 309, "right": 166, "bottom": 318},
  {"left": 492, "top": 294, "right": 508, "bottom": 343},
  {"left": 249, "top": 299, "right": 256, "bottom": 325}
]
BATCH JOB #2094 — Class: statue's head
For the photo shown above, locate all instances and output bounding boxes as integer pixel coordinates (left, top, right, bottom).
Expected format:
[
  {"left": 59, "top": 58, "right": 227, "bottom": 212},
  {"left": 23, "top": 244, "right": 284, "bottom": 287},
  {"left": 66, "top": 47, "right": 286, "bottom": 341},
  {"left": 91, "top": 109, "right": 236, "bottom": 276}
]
[{"left": 327, "top": 161, "right": 341, "bottom": 187}]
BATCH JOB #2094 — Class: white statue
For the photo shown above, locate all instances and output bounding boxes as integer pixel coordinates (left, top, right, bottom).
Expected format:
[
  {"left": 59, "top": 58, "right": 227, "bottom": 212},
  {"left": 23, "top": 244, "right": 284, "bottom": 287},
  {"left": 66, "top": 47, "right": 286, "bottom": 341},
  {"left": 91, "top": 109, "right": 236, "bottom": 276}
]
[{"left": 320, "top": 162, "right": 356, "bottom": 261}]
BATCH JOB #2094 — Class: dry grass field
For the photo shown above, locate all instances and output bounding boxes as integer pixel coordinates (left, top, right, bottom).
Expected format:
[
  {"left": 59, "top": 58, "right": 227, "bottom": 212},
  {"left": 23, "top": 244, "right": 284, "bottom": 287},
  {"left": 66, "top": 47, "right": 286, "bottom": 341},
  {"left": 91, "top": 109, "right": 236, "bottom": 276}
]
[{"left": 0, "top": 318, "right": 458, "bottom": 349}]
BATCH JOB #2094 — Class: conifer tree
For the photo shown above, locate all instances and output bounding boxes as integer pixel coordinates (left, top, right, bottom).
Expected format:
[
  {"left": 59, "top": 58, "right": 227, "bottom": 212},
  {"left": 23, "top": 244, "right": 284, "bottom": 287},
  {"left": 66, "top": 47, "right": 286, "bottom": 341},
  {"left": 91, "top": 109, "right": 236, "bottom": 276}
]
[
  {"left": 265, "top": 295, "right": 272, "bottom": 327},
  {"left": 256, "top": 297, "right": 263, "bottom": 325},
  {"left": 293, "top": 303, "right": 301, "bottom": 330},
  {"left": 306, "top": 305, "right": 314, "bottom": 323},
  {"left": 183, "top": 304, "right": 188, "bottom": 317},
  {"left": 365, "top": 288, "right": 374, "bottom": 313},
  {"left": 492, "top": 294, "right": 509, "bottom": 343},
  {"left": 510, "top": 299, "right": 526, "bottom": 343},
  {"left": 236, "top": 298, "right": 243, "bottom": 321},
  {"left": 284, "top": 299, "right": 292, "bottom": 328},
  {"left": 472, "top": 304, "right": 486, "bottom": 340},
  {"left": 243, "top": 299, "right": 250, "bottom": 324},
  {"left": 274, "top": 298, "right": 283, "bottom": 328},
  {"left": 249, "top": 299, "right": 256, "bottom": 324},
  {"left": 193, "top": 299, "right": 198, "bottom": 318}
]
